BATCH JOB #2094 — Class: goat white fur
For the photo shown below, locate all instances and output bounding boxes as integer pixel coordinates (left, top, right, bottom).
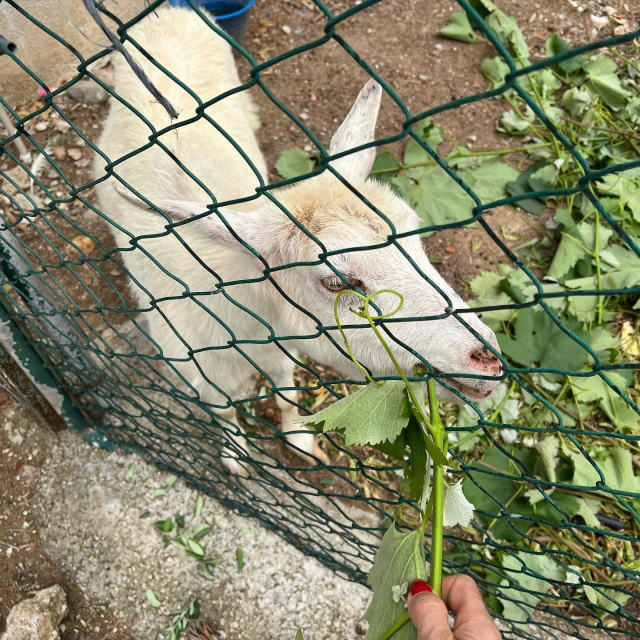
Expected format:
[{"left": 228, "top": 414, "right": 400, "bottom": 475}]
[{"left": 95, "top": 7, "right": 501, "bottom": 475}]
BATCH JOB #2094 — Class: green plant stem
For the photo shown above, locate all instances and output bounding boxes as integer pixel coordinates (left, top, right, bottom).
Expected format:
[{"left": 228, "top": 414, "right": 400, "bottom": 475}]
[
  {"left": 426, "top": 378, "right": 447, "bottom": 598},
  {"left": 368, "top": 143, "right": 551, "bottom": 175},
  {"left": 375, "top": 611, "right": 411, "bottom": 640},
  {"left": 594, "top": 206, "right": 604, "bottom": 324},
  {"left": 430, "top": 427, "right": 445, "bottom": 597}
]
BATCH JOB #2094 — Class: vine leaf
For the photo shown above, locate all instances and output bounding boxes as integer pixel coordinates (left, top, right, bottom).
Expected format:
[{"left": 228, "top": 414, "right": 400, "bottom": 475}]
[
  {"left": 496, "top": 308, "right": 591, "bottom": 372},
  {"left": 439, "top": 12, "right": 479, "bottom": 44},
  {"left": 458, "top": 158, "right": 519, "bottom": 203},
  {"left": 498, "top": 553, "right": 564, "bottom": 625},
  {"left": 585, "top": 56, "right": 631, "bottom": 111},
  {"left": 296, "top": 381, "right": 408, "bottom": 446},
  {"left": 442, "top": 480, "right": 475, "bottom": 527},
  {"left": 364, "top": 525, "right": 426, "bottom": 640},
  {"left": 275, "top": 147, "right": 318, "bottom": 179}
]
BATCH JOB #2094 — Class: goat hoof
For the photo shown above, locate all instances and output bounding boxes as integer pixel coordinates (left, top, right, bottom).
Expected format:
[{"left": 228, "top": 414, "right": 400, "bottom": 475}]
[
  {"left": 221, "top": 456, "right": 249, "bottom": 479},
  {"left": 311, "top": 443, "right": 330, "bottom": 466}
]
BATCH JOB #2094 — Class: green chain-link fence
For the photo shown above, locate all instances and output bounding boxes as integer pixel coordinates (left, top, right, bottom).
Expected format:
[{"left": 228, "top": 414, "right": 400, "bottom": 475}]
[{"left": 0, "top": 0, "right": 639, "bottom": 638}]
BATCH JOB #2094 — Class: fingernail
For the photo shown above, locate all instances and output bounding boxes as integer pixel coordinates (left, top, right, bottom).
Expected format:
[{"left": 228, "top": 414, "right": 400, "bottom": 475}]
[{"left": 409, "top": 579, "right": 433, "bottom": 596}]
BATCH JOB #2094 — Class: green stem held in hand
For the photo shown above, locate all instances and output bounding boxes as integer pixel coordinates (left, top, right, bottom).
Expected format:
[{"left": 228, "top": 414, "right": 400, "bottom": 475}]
[
  {"left": 428, "top": 377, "right": 447, "bottom": 597},
  {"left": 333, "top": 289, "right": 450, "bottom": 637}
]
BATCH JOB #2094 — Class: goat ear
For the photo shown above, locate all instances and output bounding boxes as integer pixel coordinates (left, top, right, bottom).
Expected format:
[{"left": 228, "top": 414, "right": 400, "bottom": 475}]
[
  {"left": 114, "top": 184, "right": 240, "bottom": 245},
  {"left": 329, "top": 79, "right": 382, "bottom": 183}
]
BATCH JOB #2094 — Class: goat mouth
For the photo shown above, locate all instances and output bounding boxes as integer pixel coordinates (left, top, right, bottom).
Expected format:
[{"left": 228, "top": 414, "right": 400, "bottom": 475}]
[{"left": 419, "top": 366, "right": 494, "bottom": 400}]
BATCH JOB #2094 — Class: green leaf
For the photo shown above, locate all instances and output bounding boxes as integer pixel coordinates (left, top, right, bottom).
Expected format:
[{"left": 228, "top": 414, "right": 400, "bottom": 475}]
[
  {"left": 485, "top": 9, "right": 529, "bottom": 61},
  {"left": 296, "top": 382, "right": 408, "bottom": 447},
  {"left": 389, "top": 175, "right": 415, "bottom": 203},
  {"left": 463, "top": 445, "right": 537, "bottom": 541},
  {"left": 442, "top": 480, "right": 475, "bottom": 527},
  {"left": 562, "top": 87, "right": 592, "bottom": 118},
  {"left": 482, "top": 57, "right": 510, "bottom": 86},
  {"left": 584, "top": 585, "right": 632, "bottom": 617},
  {"left": 187, "top": 539, "right": 206, "bottom": 557},
  {"left": 406, "top": 418, "right": 427, "bottom": 501},
  {"left": 458, "top": 159, "right": 519, "bottom": 203},
  {"left": 585, "top": 56, "right": 631, "bottom": 111},
  {"left": 275, "top": 148, "right": 318, "bottom": 179},
  {"left": 548, "top": 210, "right": 588, "bottom": 281},
  {"left": 505, "top": 179, "right": 545, "bottom": 214},
  {"left": 497, "top": 308, "right": 591, "bottom": 372},
  {"left": 562, "top": 443, "right": 640, "bottom": 493},
  {"left": 126, "top": 463, "right": 135, "bottom": 479},
  {"left": 370, "top": 152, "right": 401, "bottom": 182},
  {"left": 596, "top": 167, "right": 640, "bottom": 221},
  {"left": 195, "top": 494, "right": 204, "bottom": 518},
  {"left": 145, "top": 589, "right": 162, "bottom": 608},
  {"left": 499, "top": 553, "right": 563, "bottom": 624},
  {"left": 165, "top": 475, "right": 178, "bottom": 488},
  {"left": 527, "top": 164, "right": 557, "bottom": 193},
  {"left": 413, "top": 166, "right": 474, "bottom": 230},
  {"left": 154, "top": 518, "right": 173, "bottom": 533},
  {"left": 294, "top": 629, "right": 305, "bottom": 640},
  {"left": 439, "top": 12, "right": 479, "bottom": 43},
  {"left": 500, "top": 109, "right": 534, "bottom": 134},
  {"left": 545, "top": 34, "right": 585, "bottom": 74},
  {"left": 236, "top": 548, "right": 244, "bottom": 572},
  {"left": 151, "top": 489, "right": 166, "bottom": 499},
  {"left": 364, "top": 525, "right": 427, "bottom": 640},
  {"left": 404, "top": 118, "right": 443, "bottom": 165},
  {"left": 192, "top": 524, "right": 213, "bottom": 540},
  {"left": 374, "top": 430, "right": 407, "bottom": 462}
]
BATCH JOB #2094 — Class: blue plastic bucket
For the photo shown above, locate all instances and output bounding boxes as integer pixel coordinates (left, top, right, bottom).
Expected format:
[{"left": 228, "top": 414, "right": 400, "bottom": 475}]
[{"left": 168, "top": 0, "right": 255, "bottom": 43}]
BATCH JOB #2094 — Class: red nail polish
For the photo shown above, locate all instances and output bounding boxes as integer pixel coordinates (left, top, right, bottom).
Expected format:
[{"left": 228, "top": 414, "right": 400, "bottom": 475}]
[{"left": 409, "top": 579, "right": 433, "bottom": 596}]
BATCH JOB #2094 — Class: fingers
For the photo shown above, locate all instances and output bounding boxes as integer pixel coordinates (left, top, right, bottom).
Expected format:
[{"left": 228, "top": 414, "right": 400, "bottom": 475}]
[
  {"left": 407, "top": 580, "right": 452, "bottom": 640},
  {"left": 441, "top": 575, "right": 501, "bottom": 639},
  {"left": 408, "top": 576, "right": 500, "bottom": 640}
]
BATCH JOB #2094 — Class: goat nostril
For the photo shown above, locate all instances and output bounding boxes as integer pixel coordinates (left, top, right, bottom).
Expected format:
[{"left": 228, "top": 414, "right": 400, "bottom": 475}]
[{"left": 470, "top": 348, "right": 501, "bottom": 372}]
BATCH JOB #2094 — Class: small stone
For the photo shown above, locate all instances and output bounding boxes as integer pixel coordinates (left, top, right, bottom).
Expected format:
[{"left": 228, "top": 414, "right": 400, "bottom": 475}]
[
  {"left": 603, "top": 5, "right": 617, "bottom": 15},
  {"left": 281, "top": 24, "right": 292, "bottom": 35},
  {"left": 299, "top": 112, "right": 310, "bottom": 121},
  {"left": 52, "top": 147, "right": 67, "bottom": 161},
  {"left": 67, "top": 148, "right": 82, "bottom": 161},
  {"left": 468, "top": 134, "right": 477, "bottom": 142},
  {"left": 65, "top": 79, "right": 109, "bottom": 104},
  {"left": 419, "top": 74, "right": 428, "bottom": 81},
  {"left": 34, "top": 121, "right": 48, "bottom": 132},
  {"left": 590, "top": 14, "right": 609, "bottom": 28},
  {"left": 54, "top": 119, "right": 71, "bottom": 133},
  {"left": 0, "top": 585, "right": 68, "bottom": 640},
  {"left": 355, "top": 620, "right": 369, "bottom": 636}
]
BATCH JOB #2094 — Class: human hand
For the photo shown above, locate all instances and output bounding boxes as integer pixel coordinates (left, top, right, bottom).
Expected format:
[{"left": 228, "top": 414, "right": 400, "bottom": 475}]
[{"left": 407, "top": 575, "right": 501, "bottom": 640}]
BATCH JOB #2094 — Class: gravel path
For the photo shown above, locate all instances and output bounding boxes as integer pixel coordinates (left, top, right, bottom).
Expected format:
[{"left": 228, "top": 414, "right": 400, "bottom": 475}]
[{"left": 32, "top": 431, "right": 372, "bottom": 640}]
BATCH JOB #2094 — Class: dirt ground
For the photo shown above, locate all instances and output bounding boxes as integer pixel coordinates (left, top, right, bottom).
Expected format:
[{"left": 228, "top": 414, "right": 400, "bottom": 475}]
[
  {"left": 1, "top": 0, "right": 639, "bottom": 637},
  {"left": 0, "top": 389, "right": 133, "bottom": 639}
]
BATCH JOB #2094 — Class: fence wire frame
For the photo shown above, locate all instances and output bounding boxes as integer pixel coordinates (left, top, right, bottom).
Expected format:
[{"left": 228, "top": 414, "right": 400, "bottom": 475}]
[{"left": 0, "top": 0, "right": 639, "bottom": 638}]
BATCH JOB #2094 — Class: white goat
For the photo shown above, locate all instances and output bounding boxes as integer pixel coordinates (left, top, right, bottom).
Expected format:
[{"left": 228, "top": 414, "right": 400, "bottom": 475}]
[{"left": 95, "top": 7, "right": 501, "bottom": 475}]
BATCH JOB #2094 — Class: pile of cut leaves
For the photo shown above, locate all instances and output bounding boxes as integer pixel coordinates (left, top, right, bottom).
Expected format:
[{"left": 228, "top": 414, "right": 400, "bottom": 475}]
[{"left": 275, "top": 0, "right": 640, "bottom": 630}]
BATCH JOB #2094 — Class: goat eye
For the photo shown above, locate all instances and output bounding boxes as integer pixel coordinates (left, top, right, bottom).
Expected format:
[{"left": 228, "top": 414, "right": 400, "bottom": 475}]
[{"left": 320, "top": 276, "right": 363, "bottom": 293}]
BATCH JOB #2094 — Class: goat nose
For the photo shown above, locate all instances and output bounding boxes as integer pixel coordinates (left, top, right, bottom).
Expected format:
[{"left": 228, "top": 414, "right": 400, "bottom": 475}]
[{"left": 469, "top": 345, "right": 501, "bottom": 375}]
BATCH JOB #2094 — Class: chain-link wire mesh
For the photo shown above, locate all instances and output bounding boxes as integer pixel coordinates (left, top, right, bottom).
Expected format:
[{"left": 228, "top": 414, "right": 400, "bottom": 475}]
[{"left": 0, "top": 0, "right": 639, "bottom": 638}]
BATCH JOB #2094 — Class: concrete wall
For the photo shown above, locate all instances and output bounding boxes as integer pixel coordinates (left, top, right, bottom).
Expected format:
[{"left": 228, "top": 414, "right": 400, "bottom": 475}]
[{"left": 0, "top": 0, "right": 146, "bottom": 107}]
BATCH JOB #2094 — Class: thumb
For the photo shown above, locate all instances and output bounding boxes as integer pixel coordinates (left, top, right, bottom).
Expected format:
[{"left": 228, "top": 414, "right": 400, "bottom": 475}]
[{"left": 407, "top": 580, "right": 452, "bottom": 640}]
